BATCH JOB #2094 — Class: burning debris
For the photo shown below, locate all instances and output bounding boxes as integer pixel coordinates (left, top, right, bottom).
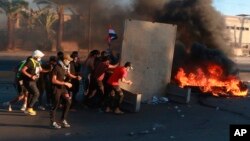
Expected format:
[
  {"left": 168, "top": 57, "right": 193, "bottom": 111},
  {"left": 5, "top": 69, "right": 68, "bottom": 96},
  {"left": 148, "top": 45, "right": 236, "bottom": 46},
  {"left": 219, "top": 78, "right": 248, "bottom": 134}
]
[
  {"left": 172, "top": 43, "right": 248, "bottom": 97},
  {"left": 153, "top": 0, "right": 249, "bottom": 97},
  {"left": 175, "top": 62, "right": 248, "bottom": 97}
]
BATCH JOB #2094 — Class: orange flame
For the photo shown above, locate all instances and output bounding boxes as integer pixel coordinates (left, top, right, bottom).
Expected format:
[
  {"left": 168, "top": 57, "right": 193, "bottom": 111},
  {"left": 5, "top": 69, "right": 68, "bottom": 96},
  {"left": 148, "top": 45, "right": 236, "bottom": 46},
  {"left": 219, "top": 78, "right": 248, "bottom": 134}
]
[{"left": 175, "top": 64, "right": 248, "bottom": 97}]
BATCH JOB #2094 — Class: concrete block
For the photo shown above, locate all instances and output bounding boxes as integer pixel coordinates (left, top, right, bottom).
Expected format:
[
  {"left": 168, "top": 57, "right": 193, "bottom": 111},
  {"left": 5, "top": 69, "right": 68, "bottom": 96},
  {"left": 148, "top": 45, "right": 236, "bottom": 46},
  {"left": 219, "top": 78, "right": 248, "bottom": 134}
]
[
  {"left": 166, "top": 84, "right": 191, "bottom": 104},
  {"left": 120, "top": 19, "right": 177, "bottom": 101},
  {"left": 121, "top": 89, "right": 142, "bottom": 112}
]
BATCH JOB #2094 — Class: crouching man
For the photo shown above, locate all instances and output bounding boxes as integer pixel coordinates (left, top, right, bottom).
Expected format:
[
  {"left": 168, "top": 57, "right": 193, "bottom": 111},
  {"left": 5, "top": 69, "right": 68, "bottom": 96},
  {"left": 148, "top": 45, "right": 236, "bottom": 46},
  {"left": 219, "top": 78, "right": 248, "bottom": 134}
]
[
  {"left": 106, "top": 62, "right": 133, "bottom": 114},
  {"left": 50, "top": 54, "right": 73, "bottom": 129}
]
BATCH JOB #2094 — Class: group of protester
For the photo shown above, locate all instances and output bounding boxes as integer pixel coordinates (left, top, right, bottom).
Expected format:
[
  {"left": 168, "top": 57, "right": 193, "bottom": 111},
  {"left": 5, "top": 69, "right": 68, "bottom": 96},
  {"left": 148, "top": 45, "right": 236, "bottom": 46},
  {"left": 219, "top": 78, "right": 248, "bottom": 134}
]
[{"left": 2, "top": 49, "right": 133, "bottom": 129}]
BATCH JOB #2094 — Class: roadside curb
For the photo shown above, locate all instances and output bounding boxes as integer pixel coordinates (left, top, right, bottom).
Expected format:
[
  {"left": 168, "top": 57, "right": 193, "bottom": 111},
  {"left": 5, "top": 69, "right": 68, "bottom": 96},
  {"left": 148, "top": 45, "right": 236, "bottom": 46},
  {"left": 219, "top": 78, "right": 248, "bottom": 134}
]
[{"left": 199, "top": 96, "right": 250, "bottom": 119}]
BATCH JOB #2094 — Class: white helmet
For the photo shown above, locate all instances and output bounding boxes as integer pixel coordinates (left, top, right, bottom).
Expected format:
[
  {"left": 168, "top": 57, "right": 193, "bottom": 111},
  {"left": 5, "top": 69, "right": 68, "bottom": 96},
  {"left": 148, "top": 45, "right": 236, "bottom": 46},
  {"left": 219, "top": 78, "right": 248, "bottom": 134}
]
[{"left": 32, "top": 50, "right": 44, "bottom": 58}]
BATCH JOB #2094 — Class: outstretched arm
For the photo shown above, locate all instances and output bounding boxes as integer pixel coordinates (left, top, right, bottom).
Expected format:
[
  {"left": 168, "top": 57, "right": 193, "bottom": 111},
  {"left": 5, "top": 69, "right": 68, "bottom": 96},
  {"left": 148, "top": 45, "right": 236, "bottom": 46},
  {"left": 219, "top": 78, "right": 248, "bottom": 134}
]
[{"left": 121, "top": 77, "right": 132, "bottom": 85}]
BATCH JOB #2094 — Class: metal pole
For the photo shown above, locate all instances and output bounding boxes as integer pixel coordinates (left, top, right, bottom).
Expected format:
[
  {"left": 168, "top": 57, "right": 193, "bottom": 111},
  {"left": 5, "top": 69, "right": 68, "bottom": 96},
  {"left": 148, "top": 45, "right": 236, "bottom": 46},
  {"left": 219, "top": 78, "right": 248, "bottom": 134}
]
[
  {"left": 237, "top": 14, "right": 250, "bottom": 48},
  {"left": 239, "top": 17, "right": 245, "bottom": 48},
  {"left": 88, "top": 0, "right": 92, "bottom": 53}
]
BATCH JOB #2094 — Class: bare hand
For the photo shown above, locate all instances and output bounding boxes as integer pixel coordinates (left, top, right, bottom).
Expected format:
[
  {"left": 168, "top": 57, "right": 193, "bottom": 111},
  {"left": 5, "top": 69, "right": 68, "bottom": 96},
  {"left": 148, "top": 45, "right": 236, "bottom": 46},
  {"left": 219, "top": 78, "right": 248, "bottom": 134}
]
[
  {"left": 128, "top": 81, "right": 133, "bottom": 85},
  {"left": 31, "top": 75, "right": 39, "bottom": 80},
  {"left": 77, "top": 76, "right": 82, "bottom": 80},
  {"left": 64, "top": 82, "right": 72, "bottom": 88}
]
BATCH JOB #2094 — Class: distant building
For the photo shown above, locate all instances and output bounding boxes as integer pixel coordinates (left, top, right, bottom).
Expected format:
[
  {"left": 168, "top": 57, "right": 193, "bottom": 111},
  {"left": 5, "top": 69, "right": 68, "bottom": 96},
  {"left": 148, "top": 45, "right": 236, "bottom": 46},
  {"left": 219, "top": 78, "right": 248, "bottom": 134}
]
[{"left": 224, "top": 15, "right": 250, "bottom": 56}]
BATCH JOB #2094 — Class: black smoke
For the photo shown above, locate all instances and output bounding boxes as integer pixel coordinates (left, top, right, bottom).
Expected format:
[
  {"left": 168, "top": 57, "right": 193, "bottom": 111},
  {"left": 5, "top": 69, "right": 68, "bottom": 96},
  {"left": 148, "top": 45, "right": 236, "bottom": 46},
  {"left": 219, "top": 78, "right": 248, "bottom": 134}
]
[
  {"left": 153, "top": 0, "right": 238, "bottom": 79},
  {"left": 155, "top": 0, "right": 230, "bottom": 52}
]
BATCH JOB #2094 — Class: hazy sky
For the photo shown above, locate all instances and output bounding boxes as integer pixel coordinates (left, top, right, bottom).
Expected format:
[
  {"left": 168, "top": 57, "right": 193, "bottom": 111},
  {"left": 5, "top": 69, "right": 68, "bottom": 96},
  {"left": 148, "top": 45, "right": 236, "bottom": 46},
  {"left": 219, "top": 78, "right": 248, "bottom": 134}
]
[{"left": 213, "top": 0, "right": 250, "bottom": 16}]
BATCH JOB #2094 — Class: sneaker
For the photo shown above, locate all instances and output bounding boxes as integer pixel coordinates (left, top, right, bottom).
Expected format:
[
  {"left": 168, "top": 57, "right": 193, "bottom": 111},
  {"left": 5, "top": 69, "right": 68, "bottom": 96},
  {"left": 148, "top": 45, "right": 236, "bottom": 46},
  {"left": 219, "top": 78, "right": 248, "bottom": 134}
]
[
  {"left": 62, "top": 120, "right": 71, "bottom": 128},
  {"left": 8, "top": 105, "right": 12, "bottom": 112},
  {"left": 51, "top": 122, "right": 61, "bottom": 129},
  {"left": 105, "top": 107, "right": 112, "bottom": 113},
  {"left": 45, "top": 104, "right": 52, "bottom": 108},
  {"left": 38, "top": 106, "right": 46, "bottom": 111},
  {"left": 20, "top": 105, "right": 26, "bottom": 111},
  {"left": 114, "top": 108, "right": 124, "bottom": 115},
  {"left": 25, "top": 108, "right": 37, "bottom": 116},
  {"left": 3, "top": 102, "right": 12, "bottom": 112}
]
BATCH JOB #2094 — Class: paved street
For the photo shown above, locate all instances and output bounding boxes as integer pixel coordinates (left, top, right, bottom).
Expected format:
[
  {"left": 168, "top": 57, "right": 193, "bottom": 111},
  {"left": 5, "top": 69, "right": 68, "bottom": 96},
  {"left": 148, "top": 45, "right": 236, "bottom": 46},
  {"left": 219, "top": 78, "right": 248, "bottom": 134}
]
[{"left": 1, "top": 82, "right": 250, "bottom": 141}]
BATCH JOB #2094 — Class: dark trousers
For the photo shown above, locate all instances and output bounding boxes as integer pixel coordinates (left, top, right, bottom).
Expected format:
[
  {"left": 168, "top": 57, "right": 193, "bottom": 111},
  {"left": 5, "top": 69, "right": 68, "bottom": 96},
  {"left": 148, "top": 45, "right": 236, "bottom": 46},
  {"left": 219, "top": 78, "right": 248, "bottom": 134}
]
[
  {"left": 71, "top": 79, "right": 80, "bottom": 106},
  {"left": 86, "top": 75, "right": 95, "bottom": 97},
  {"left": 24, "top": 80, "right": 40, "bottom": 108},
  {"left": 82, "top": 76, "right": 89, "bottom": 93},
  {"left": 50, "top": 88, "right": 71, "bottom": 122},
  {"left": 107, "top": 85, "right": 124, "bottom": 109},
  {"left": 37, "top": 78, "right": 45, "bottom": 106},
  {"left": 45, "top": 83, "right": 53, "bottom": 105},
  {"left": 37, "top": 77, "right": 53, "bottom": 106},
  {"left": 84, "top": 75, "right": 96, "bottom": 105}
]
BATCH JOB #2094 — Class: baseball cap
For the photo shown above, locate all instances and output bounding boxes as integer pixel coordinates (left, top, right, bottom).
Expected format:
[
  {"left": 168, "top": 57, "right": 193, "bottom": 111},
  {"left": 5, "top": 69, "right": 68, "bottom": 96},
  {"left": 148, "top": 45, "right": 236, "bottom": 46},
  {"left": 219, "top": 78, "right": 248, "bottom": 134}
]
[{"left": 63, "top": 54, "right": 73, "bottom": 61}]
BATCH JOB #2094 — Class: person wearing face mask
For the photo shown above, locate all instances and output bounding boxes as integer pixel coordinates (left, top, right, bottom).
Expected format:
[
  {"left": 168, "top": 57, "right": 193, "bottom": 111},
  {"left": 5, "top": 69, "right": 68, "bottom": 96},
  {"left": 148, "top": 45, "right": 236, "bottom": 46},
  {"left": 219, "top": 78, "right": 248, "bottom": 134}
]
[
  {"left": 50, "top": 53, "right": 73, "bottom": 129},
  {"left": 21, "top": 50, "right": 45, "bottom": 116}
]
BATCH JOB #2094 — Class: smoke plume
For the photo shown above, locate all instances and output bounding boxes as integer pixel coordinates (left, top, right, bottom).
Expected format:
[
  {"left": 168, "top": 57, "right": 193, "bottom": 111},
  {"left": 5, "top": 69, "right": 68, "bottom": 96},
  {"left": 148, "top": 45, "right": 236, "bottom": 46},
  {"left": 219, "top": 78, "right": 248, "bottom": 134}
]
[
  {"left": 152, "top": 0, "right": 238, "bottom": 78},
  {"left": 52, "top": 0, "right": 239, "bottom": 76},
  {"left": 14, "top": 0, "right": 238, "bottom": 77}
]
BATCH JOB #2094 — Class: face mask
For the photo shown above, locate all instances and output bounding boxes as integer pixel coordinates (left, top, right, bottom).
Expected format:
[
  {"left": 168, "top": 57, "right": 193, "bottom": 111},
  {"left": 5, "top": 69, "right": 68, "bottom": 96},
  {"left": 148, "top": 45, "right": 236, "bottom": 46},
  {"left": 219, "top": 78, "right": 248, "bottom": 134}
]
[{"left": 37, "top": 58, "right": 41, "bottom": 62}]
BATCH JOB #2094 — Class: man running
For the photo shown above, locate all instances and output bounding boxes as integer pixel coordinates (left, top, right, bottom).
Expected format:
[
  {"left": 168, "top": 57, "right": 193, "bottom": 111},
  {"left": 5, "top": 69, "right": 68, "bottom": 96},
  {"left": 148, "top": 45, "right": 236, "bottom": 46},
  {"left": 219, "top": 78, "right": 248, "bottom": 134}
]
[
  {"left": 50, "top": 53, "right": 73, "bottom": 129},
  {"left": 21, "top": 50, "right": 45, "bottom": 116},
  {"left": 2, "top": 56, "right": 31, "bottom": 111}
]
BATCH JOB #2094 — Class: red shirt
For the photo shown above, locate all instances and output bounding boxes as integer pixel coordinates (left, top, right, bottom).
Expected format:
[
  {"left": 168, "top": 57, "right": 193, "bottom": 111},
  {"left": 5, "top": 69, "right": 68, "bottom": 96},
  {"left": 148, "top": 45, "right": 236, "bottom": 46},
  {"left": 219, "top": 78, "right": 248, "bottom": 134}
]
[
  {"left": 93, "top": 61, "right": 109, "bottom": 81},
  {"left": 108, "top": 66, "right": 127, "bottom": 86}
]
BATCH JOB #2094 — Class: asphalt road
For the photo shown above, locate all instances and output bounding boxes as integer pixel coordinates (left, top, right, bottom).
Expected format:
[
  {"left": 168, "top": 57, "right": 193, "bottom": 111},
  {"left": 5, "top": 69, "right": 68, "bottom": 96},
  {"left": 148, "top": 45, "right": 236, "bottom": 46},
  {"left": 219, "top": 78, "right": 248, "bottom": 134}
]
[
  {"left": 1, "top": 82, "right": 250, "bottom": 141},
  {"left": 1, "top": 94, "right": 250, "bottom": 141}
]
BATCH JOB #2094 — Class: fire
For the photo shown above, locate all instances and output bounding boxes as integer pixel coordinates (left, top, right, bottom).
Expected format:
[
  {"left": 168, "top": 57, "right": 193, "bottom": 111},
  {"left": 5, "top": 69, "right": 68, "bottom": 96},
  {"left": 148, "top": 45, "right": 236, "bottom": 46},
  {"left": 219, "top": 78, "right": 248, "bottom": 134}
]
[{"left": 175, "top": 64, "right": 248, "bottom": 97}]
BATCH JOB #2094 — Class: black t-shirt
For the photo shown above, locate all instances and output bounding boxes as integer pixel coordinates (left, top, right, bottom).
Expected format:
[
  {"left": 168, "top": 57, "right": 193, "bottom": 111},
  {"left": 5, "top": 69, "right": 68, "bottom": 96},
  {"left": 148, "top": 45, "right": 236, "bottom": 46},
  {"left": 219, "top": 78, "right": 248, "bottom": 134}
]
[
  {"left": 22, "top": 58, "right": 41, "bottom": 81},
  {"left": 38, "top": 62, "right": 54, "bottom": 84},
  {"left": 69, "top": 61, "right": 76, "bottom": 75},
  {"left": 52, "top": 64, "right": 67, "bottom": 89},
  {"left": 71, "top": 61, "right": 81, "bottom": 74}
]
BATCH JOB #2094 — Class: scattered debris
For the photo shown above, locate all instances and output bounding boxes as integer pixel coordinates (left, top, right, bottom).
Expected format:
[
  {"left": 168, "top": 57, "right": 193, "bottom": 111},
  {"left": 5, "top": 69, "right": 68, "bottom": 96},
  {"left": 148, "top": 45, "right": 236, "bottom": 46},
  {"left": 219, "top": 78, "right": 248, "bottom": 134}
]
[
  {"left": 138, "top": 130, "right": 149, "bottom": 135},
  {"left": 181, "top": 115, "right": 185, "bottom": 118},
  {"left": 152, "top": 123, "right": 166, "bottom": 129},
  {"left": 65, "top": 132, "right": 71, "bottom": 136},
  {"left": 142, "top": 96, "right": 169, "bottom": 105},
  {"left": 129, "top": 132, "right": 135, "bottom": 136},
  {"left": 128, "top": 123, "right": 166, "bottom": 137},
  {"left": 170, "top": 135, "right": 176, "bottom": 139},
  {"left": 216, "top": 107, "right": 220, "bottom": 111}
]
